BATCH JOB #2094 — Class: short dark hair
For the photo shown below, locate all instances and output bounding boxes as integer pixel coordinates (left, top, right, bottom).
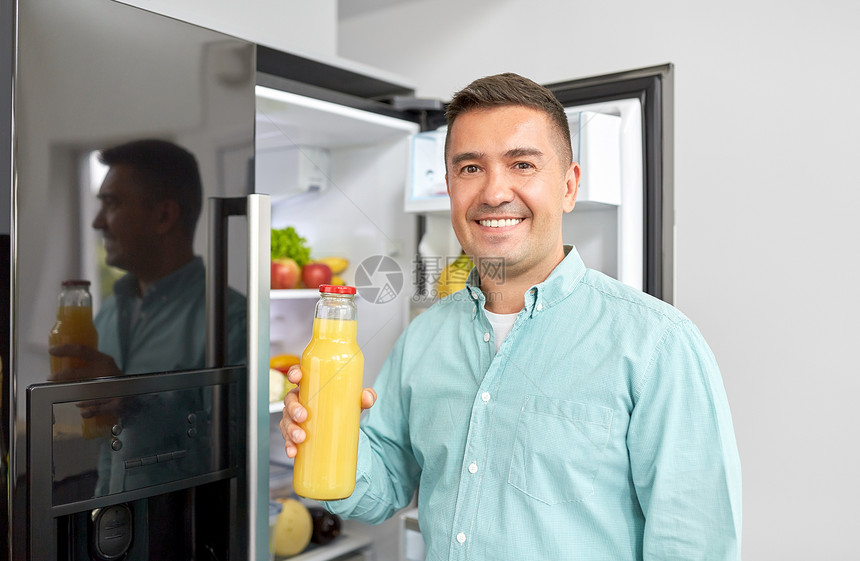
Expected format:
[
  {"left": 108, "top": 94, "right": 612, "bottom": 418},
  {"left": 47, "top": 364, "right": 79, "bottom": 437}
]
[
  {"left": 445, "top": 73, "right": 572, "bottom": 166},
  {"left": 99, "top": 139, "right": 202, "bottom": 239}
]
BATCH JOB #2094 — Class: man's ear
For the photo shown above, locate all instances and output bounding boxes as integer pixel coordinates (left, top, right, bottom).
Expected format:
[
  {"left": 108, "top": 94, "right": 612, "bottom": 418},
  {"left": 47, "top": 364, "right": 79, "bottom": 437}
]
[
  {"left": 153, "top": 199, "right": 181, "bottom": 235},
  {"left": 562, "top": 162, "right": 581, "bottom": 213}
]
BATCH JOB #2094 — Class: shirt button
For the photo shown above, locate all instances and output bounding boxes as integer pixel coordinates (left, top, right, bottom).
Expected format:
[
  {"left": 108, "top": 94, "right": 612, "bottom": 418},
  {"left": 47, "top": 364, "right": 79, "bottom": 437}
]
[
  {"left": 536, "top": 303, "right": 543, "bottom": 311},
  {"left": 481, "top": 392, "right": 490, "bottom": 403},
  {"left": 468, "top": 462, "right": 478, "bottom": 474},
  {"left": 456, "top": 532, "right": 466, "bottom": 544},
  {"left": 483, "top": 332, "right": 490, "bottom": 342}
]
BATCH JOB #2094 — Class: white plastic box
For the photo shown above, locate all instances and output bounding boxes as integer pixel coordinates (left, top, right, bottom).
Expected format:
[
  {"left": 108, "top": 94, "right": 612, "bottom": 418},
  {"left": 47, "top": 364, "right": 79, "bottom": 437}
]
[
  {"left": 256, "top": 145, "right": 331, "bottom": 201},
  {"left": 405, "top": 129, "right": 448, "bottom": 213}
]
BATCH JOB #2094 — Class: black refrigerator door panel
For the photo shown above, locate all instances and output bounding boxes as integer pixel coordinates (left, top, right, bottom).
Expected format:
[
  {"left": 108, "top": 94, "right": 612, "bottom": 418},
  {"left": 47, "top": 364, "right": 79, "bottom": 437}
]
[
  {"left": 4, "top": 0, "right": 257, "bottom": 558},
  {"left": 546, "top": 64, "right": 674, "bottom": 303}
]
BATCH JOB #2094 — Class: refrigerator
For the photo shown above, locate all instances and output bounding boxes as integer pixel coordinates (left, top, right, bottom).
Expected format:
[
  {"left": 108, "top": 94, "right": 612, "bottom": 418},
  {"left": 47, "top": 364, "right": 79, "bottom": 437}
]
[
  {"left": 2, "top": 0, "right": 673, "bottom": 560},
  {"left": 1, "top": 0, "right": 270, "bottom": 559}
]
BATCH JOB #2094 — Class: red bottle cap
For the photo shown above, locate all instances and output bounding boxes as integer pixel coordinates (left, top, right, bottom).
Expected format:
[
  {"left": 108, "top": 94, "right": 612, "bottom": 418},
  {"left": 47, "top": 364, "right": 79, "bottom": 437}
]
[
  {"left": 319, "top": 285, "right": 356, "bottom": 295},
  {"left": 61, "top": 279, "right": 91, "bottom": 287}
]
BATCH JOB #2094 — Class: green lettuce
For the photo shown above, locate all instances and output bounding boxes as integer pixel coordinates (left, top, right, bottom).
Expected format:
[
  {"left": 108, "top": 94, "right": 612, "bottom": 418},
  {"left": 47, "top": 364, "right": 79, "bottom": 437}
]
[{"left": 271, "top": 226, "right": 312, "bottom": 266}]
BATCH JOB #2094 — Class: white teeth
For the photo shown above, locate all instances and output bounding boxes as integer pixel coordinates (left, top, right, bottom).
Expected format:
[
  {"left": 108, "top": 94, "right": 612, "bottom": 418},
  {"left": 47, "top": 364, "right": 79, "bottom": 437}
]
[{"left": 479, "top": 218, "right": 522, "bottom": 228}]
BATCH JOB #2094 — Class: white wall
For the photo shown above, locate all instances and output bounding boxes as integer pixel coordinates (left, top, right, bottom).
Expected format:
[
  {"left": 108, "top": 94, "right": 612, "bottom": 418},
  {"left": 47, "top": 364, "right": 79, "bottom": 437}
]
[
  {"left": 337, "top": 1, "right": 860, "bottom": 560},
  {"left": 116, "top": 0, "right": 338, "bottom": 60}
]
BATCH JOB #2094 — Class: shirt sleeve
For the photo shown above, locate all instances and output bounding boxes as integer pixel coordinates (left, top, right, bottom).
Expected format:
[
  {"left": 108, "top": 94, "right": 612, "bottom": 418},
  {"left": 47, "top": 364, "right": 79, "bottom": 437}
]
[
  {"left": 324, "top": 332, "right": 421, "bottom": 524},
  {"left": 627, "top": 319, "right": 743, "bottom": 560}
]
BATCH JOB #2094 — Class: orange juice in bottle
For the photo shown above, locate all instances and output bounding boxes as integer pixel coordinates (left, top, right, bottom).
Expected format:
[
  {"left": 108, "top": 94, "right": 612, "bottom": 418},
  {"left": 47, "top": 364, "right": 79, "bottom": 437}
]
[
  {"left": 49, "top": 280, "right": 98, "bottom": 373},
  {"left": 293, "top": 284, "right": 364, "bottom": 500},
  {"left": 48, "top": 280, "right": 108, "bottom": 439}
]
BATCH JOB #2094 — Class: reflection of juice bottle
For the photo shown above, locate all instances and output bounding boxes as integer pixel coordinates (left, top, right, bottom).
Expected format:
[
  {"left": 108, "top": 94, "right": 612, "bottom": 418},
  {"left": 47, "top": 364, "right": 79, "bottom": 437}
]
[
  {"left": 49, "top": 280, "right": 98, "bottom": 373},
  {"left": 48, "top": 280, "right": 106, "bottom": 438},
  {"left": 293, "top": 285, "right": 364, "bottom": 500}
]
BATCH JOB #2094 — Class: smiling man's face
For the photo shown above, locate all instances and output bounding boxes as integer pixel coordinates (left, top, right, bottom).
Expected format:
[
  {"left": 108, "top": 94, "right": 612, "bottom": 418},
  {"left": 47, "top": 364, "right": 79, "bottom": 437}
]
[{"left": 446, "top": 105, "right": 580, "bottom": 284}]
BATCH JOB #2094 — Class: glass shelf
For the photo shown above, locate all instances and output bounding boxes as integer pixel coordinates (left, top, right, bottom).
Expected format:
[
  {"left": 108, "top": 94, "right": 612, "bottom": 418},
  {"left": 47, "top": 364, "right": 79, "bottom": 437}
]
[
  {"left": 271, "top": 289, "right": 321, "bottom": 300},
  {"left": 275, "top": 533, "right": 372, "bottom": 561}
]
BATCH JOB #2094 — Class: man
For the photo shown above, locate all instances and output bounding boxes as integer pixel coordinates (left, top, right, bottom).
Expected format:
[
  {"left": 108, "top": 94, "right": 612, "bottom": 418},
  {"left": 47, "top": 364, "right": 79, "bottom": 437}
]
[
  {"left": 50, "top": 139, "right": 246, "bottom": 498},
  {"left": 282, "top": 74, "right": 742, "bottom": 560},
  {"left": 51, "top": 139, "right": 246, "bottom": 378}
]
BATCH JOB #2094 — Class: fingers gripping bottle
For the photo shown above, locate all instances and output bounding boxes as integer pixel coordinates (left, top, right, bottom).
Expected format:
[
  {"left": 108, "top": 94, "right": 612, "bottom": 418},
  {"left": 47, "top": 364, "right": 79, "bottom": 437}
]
[{"left": 293, "top": 285, "right": 364, "bottom": 500}]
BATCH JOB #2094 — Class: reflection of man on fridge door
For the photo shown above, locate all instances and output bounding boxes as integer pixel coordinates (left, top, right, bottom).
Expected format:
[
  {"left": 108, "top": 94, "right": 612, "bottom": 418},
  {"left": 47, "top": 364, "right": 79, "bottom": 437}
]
[
  {"left": 48, "top": 139, "right": 246, "bottom": 493},
  {"left": 282, "top": 74, "right": 742, "bottom": 559}
]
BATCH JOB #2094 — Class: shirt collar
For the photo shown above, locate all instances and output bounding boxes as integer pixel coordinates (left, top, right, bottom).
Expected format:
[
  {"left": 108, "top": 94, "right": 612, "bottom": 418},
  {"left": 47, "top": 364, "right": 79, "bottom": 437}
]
[
  {"left": 465, "top": 245, "right": 586, "bottom": 318},
  {"left": 114, "top": 256, "right": 204, "bottom": 300}
]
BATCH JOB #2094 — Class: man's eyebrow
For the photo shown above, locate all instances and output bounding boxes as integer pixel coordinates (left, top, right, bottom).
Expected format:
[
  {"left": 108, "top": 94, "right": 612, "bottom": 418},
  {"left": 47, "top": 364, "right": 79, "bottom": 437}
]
[
  {"left": 505, "top": 147, "right": 544, "bottom": 159},
  {"left": 450, "top": 147, "right": 545, "bottom": 167},
  {"left": 450, "top": 152, "right": 484, "bottom": 167}
]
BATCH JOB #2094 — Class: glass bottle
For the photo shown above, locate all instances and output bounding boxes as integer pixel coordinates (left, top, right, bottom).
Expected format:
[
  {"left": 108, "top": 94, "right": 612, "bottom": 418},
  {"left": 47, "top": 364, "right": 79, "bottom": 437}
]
[
  {"left": 293, "top": 284, "right": 364, "bottom": 500},
  {"left": 49, "top": 280, "right": 98, "bottom": 375},
  {"left": 49, "top": 280, "right": 108, "bottom": 439}
]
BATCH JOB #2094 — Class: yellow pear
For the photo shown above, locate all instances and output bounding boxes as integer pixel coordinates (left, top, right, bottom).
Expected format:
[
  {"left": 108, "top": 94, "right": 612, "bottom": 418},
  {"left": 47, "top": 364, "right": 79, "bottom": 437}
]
[{"left": 273, "top": 498, "right": 313, "bottom": 557}]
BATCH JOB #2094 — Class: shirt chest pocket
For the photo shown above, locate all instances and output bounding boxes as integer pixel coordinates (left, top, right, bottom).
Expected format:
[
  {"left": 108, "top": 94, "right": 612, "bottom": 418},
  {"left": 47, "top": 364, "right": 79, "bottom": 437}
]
[{"left": 508, "top": 395, "right": 613, "bottom": 505}]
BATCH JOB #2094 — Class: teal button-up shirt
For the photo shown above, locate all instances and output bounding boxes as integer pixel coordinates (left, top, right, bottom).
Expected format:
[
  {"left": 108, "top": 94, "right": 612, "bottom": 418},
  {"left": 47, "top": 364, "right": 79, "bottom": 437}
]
[
  {"left": 328, "top": 247, "right": 742, "bottom": 560},
  {"left": 93, "top": 257, "right": 246, "bottom": 495},
  {"left": 95, "top": 256, "right": 246, "bottom": 374}
]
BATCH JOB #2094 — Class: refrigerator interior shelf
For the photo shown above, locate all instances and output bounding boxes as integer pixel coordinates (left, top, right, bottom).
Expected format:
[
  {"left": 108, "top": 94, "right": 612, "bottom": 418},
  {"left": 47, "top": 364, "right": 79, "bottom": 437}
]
[
  {"left": 277, "top": 533, "right": 372, "bottom": 561},
  {"left": 271, "top": 289, "right": 322, "bottom": 300}
]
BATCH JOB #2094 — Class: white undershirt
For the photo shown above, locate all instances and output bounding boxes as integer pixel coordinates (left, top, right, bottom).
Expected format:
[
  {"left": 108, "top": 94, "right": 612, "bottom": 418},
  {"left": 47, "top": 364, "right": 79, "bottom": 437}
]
[{"left": 483, "top": 309, "right": 519, "bottom": 352}]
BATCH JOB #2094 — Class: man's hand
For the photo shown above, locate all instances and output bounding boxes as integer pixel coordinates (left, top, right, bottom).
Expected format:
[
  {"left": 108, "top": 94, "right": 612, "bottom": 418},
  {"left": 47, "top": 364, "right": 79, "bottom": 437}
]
[
  {"left": 48, "top": 344, "right": 122, "bottom": 382},
  {"left": 77, "top": 396, "right": 123, "bottom": 420},
  {"left": 280, "top": 364, "right": 377, "bottom": 459}
]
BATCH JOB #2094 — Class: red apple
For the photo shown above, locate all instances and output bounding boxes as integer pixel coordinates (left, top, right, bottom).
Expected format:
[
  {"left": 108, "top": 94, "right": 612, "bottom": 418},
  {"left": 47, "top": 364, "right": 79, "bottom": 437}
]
[
  {"left": 301, "top": 262, "right": 332, "bottom": 289},
  {"left": 271, "top": 258, "right": 300, "bottom": 289}
]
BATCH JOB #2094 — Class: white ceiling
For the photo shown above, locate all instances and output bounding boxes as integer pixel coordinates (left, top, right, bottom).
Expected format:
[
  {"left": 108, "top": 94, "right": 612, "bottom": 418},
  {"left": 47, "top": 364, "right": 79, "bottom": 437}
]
[{"left": 338, "top": 0, "right": 425, "bottom": 21}]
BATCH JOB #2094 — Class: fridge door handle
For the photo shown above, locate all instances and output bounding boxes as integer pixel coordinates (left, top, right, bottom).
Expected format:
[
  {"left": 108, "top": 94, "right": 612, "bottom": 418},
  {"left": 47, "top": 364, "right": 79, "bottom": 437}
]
[
  {"left": 206, "top": 196, "right": 246, "bottom": 369},
  {"left": 206, "top": 193, "right": 271, "bottom": 561}
]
